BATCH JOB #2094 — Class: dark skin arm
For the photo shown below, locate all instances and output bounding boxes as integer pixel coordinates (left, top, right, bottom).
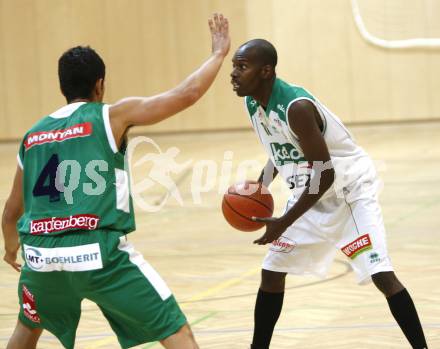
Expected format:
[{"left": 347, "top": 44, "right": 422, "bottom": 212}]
[
  {"left": 257, "top": 158, "right": 278, "bottom": 187},
  {"left": 253, "top": 99, "right": 335, "bottom": 244},
  {"left": 230, "top": 159, "right": 278, "bottom": 196}
]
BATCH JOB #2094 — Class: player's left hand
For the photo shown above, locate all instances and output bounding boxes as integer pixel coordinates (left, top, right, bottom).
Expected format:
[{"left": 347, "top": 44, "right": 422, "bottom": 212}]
[
  {"left": 4, "top": 248, "right": 21, "bottom": 272},
  {"left": 252, "top": 216, "right": 289, "bottom": 245},
  {"left": 209, "top": 13, "right": 230, "bottom": 58}
]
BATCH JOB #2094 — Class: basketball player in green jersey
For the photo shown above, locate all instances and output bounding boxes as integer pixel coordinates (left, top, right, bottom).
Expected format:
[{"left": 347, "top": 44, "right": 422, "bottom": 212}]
[
  {"left": 231, "top": 39, "right": 427, "bottom": 348},
  {"left": 1, "top": 14, "right": 229, "bottom": 349}
]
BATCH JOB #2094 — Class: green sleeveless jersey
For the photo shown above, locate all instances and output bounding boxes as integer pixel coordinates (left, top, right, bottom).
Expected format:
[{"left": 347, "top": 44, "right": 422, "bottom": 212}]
[{"left": 17, "top": 102, "right": 136, "bottom": 236}]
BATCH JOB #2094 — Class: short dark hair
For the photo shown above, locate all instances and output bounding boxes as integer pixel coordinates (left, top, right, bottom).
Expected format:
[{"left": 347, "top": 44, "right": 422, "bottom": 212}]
[
  {"left": 58, "top": 46, "right": 105, "bottom": 102},
  {"left": 240, "top": 39, "right": 278, "bottom": 67}
]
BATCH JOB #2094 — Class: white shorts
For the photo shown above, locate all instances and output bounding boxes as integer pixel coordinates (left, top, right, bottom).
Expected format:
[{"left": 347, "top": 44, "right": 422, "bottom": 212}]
[{"left": 263, "top": 180, "right": 394, "bottom": 284}]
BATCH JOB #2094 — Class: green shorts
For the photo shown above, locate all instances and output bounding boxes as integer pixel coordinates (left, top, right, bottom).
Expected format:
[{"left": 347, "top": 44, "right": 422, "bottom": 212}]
[{"left": 18, "top": 229, "right": 186, "bottom": 349}]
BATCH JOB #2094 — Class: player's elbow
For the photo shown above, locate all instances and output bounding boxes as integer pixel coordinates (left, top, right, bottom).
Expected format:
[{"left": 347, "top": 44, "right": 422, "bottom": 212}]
[
  {"left": 2, "top": 200, "right": 22, "bottom": 226},
  {"left": 323, "top": 167, "right": 335, "bottom": 188},
  {"left": 175, "top": 80, "right": 202, "bottom": 108},
  {"left": 182, "top": 85, "right": 201, "bottom": 107},
  {"left": 313, "top": 168, "right": 335, "bottom": 195},
  {"left": 328, "top": 167, "right": 335, "bottom": 181}
]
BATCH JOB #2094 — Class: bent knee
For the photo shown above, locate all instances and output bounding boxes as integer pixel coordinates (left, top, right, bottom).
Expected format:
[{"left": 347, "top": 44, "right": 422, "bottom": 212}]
[
  {"left": 372, "top": 271, "right": 404, "bottom": 297},
  {"left": 260, "top": 269, "right": 287, "bottom": 293},
  {"left": 177, "top": 324, "right": 195, "bottom": 338},
  {"left": 160, "top": 323, "right": 198, "bottom": 349},
  {"left": 7, "top": 321, "right": 42, "bottom": 349}
]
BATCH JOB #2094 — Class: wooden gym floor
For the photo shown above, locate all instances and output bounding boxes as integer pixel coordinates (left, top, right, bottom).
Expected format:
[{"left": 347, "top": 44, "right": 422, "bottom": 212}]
[{"left": 0, "top": 122, "right": 439, "bottom": 348}]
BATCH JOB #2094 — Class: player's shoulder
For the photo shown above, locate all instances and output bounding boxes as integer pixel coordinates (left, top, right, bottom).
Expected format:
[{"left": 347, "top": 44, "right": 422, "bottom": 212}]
[
  {"left": 24, "top": 115, "right": 53, "bottom": 135},
  {"left": 18, "top": 116, "right": 52, "bottom": 156},
  {"left": 21, "top": 102, "right": 104, "bottom": 142},
  {"left": 277, "top": 78, "right": 315, "bottom": 102}
]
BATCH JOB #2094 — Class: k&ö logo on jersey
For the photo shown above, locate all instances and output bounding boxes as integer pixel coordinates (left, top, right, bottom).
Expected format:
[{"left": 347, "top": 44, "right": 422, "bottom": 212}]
[
  {"left": 22, "top": 285, "right": 40, "bottom": 323},
  {"left": 270, "top": 142, "right": 305, "bottom": 166},
  {"left": 270, "top": 236, "right": 297, "bottom": 253},
  {"left": 341, "top": 234, "right": 372, "bottom": 259},
  {"left": 24, "top": 122, "right": 93, "bottom": 150}
]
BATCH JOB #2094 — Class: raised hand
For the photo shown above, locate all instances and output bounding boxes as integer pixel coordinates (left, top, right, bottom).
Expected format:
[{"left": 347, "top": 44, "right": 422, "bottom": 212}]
[{"left": 208, "top": 13, "right": 230, "bottom": 58}]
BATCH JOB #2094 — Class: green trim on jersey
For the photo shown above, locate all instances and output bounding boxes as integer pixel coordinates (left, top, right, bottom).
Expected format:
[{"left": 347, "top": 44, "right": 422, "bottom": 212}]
[
  {"left": 245, "top": 78, "right": 315, "bottom": 122},
  {"left": 17, "top": 103, "right": 136, "bottom": 237}
]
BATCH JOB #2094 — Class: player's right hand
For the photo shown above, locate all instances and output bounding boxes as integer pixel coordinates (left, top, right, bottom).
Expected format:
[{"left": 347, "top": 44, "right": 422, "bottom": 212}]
[
  {"left": 252, "top": 216, "right": 289, "bottom": 245},
  {"left": 4, "top": 249, "right": 21, "bottom": 272},
  {"left": 209, "top": 13, "right": 230, "bottom": 57}
]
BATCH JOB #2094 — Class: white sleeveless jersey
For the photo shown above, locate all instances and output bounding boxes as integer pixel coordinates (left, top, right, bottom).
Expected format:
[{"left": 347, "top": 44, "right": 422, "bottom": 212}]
[{"left": 245, "top": 78, "right": 377, "bottom": 201}]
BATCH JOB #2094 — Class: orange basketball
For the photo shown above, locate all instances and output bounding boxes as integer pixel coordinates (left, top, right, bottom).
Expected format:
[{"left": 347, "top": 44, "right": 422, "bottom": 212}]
[{"left": 222, "top": 180, "right": 274, "bottom": 232}]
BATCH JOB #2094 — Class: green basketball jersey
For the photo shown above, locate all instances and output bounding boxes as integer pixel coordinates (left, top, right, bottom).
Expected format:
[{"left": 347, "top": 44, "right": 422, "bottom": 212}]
[{"left": 17, "top": 102, "right": 136, "bottom": 236}]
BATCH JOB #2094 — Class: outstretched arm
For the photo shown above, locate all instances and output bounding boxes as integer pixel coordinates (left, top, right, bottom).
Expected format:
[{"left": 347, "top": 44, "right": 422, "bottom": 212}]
[{"left": 109, "top": 14, "right": 230, "bottom": 147}]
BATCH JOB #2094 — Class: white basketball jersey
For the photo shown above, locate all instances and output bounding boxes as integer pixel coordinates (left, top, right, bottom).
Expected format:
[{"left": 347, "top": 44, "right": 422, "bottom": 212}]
[{"left": 245, "top": 78, "right": 377, "bottom": 201}]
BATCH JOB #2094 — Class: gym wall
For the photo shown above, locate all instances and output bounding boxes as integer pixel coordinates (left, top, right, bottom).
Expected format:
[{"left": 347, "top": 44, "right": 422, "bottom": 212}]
[{"left": 1, "top": 0, "right": 439, "bottom": 140}]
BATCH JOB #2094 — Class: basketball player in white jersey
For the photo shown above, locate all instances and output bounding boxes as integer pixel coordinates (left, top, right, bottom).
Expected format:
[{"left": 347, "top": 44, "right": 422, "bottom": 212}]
[{"left": 230, "top": 39, "right": 427, "bottom": 349}]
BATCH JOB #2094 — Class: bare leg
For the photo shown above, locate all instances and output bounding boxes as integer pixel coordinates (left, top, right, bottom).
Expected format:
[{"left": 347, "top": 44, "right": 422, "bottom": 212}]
[
  {"left": 372, "top": 271, "right": 404, "bottom": 297},
  {"left": 160, "top": 323, "right": 199, "bottom": 349},
  {"left": 6, "top": 320, "right": 43, "bottom": 349},
  {"left": 260, "top": 269, "right": 287, "bottom": 293}
]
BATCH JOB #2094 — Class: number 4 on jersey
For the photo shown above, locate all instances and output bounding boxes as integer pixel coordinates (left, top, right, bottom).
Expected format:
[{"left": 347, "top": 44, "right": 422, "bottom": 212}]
[{"left": 32, "top": 154, "right": 61, "bottom": 202}]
